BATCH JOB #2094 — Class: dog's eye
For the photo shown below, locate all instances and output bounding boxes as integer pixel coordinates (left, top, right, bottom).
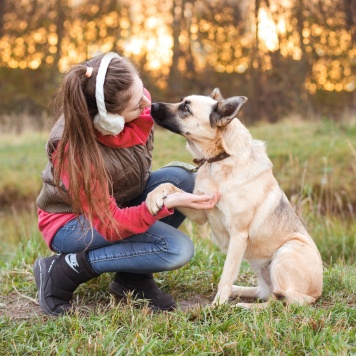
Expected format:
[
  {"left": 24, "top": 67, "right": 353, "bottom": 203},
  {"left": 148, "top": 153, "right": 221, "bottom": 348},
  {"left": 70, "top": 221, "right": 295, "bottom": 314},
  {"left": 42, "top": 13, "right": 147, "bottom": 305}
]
[{"left": 179, "top": 100, "right": 191, "bottom": 114}]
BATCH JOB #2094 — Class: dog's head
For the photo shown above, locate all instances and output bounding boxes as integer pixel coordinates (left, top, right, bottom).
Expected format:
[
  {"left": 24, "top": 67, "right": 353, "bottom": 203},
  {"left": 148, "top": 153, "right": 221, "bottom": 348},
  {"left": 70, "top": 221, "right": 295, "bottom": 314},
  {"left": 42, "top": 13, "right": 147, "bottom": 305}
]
[{"left": 151, "top": 89, "right": 247, "bottom": 141}]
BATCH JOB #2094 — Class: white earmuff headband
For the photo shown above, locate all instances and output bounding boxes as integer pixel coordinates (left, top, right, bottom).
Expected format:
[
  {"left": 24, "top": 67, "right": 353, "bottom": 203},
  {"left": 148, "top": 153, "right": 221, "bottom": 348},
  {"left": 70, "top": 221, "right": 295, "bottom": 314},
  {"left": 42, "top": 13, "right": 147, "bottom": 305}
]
[{"left": 94, "top": 52, "right": 125, "bottom": 136}]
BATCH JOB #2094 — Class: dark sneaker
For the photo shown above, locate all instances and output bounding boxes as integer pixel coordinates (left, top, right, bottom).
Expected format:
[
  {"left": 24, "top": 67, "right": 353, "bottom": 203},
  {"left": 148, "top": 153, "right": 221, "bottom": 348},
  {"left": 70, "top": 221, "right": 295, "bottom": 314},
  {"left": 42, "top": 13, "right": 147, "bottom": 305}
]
[
  {"left": 108, "top": 273, "right": 176, "bottom": 311},
  {"left": 33, "top": 256, "right": 72, "bottom": 316}
]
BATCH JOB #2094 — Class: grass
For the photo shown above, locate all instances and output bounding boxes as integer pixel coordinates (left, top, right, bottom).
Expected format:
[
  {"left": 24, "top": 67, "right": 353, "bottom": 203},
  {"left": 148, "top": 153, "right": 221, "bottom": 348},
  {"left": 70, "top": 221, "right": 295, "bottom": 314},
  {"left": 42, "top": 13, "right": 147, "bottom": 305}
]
[
  {"left": 0, "top": 131, "right": 48, "bottom": 207},
  {"left": 0, "top": 118, "right": 355, "bottom": 354},
  {"left": 0, "top": 230, "right": 355, "bottom": 355}
]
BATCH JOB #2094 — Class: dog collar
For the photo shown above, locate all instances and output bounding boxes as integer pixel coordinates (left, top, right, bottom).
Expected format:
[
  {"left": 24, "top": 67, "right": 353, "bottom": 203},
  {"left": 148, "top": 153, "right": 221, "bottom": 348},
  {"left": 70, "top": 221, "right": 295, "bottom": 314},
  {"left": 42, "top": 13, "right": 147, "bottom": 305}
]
[{"left": 192, "top": 152, "right": 230, "bottom": 171}]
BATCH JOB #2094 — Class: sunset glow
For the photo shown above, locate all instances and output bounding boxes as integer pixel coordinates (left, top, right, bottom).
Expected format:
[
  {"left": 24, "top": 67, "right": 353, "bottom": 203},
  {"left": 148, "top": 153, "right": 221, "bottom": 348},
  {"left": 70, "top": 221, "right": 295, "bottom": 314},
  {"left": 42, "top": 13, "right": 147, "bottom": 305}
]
[
  {"left": 0, "top": 1, "right": 354, "bottom": 94},
  {"left": 258, "top": 8, "right": 280, "bottom": 51}
]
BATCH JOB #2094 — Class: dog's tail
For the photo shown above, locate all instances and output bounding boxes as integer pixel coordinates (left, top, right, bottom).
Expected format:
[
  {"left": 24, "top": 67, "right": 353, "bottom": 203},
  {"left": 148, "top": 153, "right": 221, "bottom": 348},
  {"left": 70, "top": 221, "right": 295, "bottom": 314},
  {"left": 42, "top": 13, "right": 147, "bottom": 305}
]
[
  {"left": 235, "top": 290, "right": 317, "bottom": 310},
  {"left": 274, "top": 290, "right": 317, "bottom": 305}
]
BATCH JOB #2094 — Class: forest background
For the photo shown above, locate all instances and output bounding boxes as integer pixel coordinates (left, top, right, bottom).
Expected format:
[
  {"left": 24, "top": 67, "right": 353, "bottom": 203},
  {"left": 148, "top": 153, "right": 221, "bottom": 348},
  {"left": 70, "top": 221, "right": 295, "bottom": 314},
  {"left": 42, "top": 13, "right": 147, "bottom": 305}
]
[{"left": 0, "top": 0, "right": 355, "bottom": 129}]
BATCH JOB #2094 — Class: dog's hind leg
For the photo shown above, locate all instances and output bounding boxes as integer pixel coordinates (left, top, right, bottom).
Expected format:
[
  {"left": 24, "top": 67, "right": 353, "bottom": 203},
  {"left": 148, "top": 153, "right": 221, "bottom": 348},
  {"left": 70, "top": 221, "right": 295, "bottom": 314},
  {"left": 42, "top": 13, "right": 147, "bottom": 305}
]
[
  {"left": 234, "top": 301, "right": 270, "bottom": 310},
  {"left": 231, "top": 266, "right": 271, "bottom": 299},
  {"left": 269, "top": 240, "right": 323, "bottom": 306},
  {"left": 231, "top": 286, "right": 260, "bottom": 298}
]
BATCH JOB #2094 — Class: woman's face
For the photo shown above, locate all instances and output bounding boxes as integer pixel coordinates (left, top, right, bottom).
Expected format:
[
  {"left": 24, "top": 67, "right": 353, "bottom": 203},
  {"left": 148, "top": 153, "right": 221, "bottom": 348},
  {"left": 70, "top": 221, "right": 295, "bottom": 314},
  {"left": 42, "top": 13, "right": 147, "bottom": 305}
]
[{"left": 120, "top": 75, "right": 151, "bottom": 123}]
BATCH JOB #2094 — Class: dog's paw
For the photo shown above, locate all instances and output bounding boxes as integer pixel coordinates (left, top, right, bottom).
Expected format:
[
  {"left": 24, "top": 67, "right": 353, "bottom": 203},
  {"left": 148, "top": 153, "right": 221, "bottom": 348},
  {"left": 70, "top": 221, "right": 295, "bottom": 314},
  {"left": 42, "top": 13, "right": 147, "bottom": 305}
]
[
  {"left": 212, "top": 292, "right": 229, "bottom": 306},
  {"left": 145, "top": 183, "right": 178, "bottom": 215},
  {"left": 233, "top": 302, "right": 269, "bottom": 310},
  {"left": 146, "top": 190, "right": 166, "bottom": 216},
  {"left": 233, "top": 302, "right": 253, "bottom": 310}
]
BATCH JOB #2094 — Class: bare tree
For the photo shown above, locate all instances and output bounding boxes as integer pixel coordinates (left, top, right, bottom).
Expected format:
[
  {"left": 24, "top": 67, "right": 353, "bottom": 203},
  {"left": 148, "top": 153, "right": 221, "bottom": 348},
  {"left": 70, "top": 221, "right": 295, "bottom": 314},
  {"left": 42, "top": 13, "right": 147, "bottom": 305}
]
[
  {"left": 167, "top": 0, "right": 184, "bottom": 98},
  {"left": 0, "top": 0, "right": 5, "bottom": 38}
]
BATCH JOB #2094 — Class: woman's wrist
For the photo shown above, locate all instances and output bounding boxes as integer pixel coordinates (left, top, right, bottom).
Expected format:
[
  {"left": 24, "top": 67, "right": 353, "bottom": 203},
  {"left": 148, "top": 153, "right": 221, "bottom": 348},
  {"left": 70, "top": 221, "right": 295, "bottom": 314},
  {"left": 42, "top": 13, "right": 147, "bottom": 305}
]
[
  {"left": 162, "top": 194, "right": 176, "bottom": 209},
  {"left": 162, "top": 191, "right": 219, "bottom": 211}
]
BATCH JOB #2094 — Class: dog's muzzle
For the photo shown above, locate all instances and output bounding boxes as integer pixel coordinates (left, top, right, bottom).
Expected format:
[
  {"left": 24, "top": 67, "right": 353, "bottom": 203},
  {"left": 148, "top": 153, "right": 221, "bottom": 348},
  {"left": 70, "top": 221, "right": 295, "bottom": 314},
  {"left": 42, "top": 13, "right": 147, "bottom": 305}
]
[
  {"left": 151, "top": 103, "right": 159, "bottom": 112},
  {"left": 151, "top": 102, "right": 170, "bottom": 122}
]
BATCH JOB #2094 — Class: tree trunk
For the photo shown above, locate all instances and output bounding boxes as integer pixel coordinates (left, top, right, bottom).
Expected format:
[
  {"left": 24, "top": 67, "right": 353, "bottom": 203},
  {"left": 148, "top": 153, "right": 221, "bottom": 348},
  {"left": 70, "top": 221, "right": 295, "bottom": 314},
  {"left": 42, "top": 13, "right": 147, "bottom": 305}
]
[
  {"left": 167, "top": 0, "right": 183, "bottom": 99},
  {"left": 0, "top": 0, "right": 5, "bottom": 38}
]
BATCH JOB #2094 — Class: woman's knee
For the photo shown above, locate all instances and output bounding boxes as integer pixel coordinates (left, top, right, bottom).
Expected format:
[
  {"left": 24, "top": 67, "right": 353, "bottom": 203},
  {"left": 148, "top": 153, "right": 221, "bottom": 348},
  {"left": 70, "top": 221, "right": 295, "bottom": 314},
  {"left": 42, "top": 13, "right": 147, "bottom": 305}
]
[
  {"left": 164, "top": 233, "right": 195, "bottom": 271},
  {"left": 51, "top": 217, "right": 112, "bottom": 254},
  {"left": 178, "top": 168, "right": 196, "bottom": 193},
  {"left": 165, "top": 167, "right": 196, "bottom": 193}
]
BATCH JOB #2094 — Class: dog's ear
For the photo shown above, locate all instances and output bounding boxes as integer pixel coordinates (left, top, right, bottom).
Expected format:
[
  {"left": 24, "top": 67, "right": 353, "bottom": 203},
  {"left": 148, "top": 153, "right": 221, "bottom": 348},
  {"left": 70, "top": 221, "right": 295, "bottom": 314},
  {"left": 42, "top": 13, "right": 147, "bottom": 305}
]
[
  {"left": 209, "top": 88, "right": 224, "bottom": 101},
  {"left": 210, "top": 96, "right": 248, "bottom": 127}
]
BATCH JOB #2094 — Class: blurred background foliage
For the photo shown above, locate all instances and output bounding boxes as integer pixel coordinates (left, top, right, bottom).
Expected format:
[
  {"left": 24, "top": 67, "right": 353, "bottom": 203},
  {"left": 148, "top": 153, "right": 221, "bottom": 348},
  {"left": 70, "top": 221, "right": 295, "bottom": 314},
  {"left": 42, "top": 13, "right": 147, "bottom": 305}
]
[{"left": 0, "top": 0, "right": 355, "bottom": 126}]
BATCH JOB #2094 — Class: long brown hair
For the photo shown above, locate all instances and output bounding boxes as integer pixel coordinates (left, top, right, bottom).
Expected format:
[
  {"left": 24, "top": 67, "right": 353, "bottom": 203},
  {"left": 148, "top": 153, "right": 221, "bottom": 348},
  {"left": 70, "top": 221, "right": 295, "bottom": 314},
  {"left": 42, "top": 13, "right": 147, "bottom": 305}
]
[{"left": 53, "top": 54, "right": 137, "bottom": 235}]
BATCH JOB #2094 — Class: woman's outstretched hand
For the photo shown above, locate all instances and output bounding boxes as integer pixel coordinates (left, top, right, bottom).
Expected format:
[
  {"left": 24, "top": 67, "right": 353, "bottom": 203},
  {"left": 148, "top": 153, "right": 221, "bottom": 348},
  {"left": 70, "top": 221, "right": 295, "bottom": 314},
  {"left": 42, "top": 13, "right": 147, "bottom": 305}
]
[{"left": 163, "top": 191, "right": 220, "bottom": 210}]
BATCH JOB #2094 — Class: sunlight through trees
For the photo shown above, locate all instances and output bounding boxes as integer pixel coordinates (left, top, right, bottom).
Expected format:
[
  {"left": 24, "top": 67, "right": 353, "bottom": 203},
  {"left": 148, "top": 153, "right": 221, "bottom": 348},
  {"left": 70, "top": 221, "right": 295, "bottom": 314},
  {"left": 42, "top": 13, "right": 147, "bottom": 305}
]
[{"left": 0, "top": 0, "right": 354, "bottom": 121}]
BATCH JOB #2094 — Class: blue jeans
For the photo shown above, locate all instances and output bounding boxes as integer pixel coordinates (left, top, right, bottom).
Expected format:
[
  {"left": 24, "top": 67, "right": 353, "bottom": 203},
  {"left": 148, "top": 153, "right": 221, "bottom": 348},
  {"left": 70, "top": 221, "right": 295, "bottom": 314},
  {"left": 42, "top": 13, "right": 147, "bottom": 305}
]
[{"left": 51, "top": 167, "right": 196, "bottom": 275}]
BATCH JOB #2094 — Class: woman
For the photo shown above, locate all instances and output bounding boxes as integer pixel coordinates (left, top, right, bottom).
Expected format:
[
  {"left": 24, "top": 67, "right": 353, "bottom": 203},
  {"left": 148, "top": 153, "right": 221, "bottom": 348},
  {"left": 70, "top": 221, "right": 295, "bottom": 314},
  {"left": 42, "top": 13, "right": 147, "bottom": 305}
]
[{"left": 33, "top": 52, "right": 218, "bottom": 316}]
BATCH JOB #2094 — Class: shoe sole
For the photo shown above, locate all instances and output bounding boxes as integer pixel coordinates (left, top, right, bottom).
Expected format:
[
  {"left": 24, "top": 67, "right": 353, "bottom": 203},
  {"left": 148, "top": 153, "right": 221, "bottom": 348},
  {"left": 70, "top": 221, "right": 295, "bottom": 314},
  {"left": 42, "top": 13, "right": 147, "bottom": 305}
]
[{"left": 33, "top": 257, "right": 63, "bottom": 316}]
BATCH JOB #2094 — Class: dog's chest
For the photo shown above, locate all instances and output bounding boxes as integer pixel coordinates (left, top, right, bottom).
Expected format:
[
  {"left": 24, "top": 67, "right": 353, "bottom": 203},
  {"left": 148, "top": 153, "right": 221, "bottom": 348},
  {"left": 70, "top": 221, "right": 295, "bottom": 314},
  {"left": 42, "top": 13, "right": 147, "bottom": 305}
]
[
  {"left": 206, "top": 208, "right": 231, "bottom": 251},
  {"left": 195, "top": 168, "right": 248, "bottom": 216},
  {"left": 194, "top": 167, "right": 223, "bottom": 194},
  {"left": 194, "top": 170, "right": 236, "bottom": 250},
  {"left": 194, "top": 166, "right": 255, "bottom": 251}
]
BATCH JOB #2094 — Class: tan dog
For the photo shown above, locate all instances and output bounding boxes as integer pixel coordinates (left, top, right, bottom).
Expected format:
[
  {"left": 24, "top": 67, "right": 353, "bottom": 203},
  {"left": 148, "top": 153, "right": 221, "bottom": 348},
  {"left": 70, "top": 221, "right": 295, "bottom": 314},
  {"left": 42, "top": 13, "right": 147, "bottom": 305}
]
[{"left": 146, "top": 89, "right": 323, "bottom": 309}]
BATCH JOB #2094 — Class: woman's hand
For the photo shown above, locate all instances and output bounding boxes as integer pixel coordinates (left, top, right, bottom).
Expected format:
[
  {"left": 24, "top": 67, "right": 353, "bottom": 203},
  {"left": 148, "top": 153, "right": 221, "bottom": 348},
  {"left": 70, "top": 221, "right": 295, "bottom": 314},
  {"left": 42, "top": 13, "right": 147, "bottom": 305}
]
[{"left": 163, "top": 192, "right": 220, "bottom": 210}]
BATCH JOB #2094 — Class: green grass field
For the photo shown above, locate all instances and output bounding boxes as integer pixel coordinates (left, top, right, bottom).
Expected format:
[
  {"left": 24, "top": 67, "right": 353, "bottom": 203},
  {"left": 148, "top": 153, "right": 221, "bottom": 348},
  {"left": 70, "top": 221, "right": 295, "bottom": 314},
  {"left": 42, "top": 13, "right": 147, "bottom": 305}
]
[{"left": 0, "top": 119, "right": 355, "bottom": 355}]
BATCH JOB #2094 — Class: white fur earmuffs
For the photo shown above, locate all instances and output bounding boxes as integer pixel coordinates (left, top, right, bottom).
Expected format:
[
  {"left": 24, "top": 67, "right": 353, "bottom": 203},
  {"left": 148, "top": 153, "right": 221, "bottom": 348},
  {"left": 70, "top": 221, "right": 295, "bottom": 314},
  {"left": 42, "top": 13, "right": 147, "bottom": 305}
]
[{"left": 93, "top": 52, "right": 125, "bottom": 136}]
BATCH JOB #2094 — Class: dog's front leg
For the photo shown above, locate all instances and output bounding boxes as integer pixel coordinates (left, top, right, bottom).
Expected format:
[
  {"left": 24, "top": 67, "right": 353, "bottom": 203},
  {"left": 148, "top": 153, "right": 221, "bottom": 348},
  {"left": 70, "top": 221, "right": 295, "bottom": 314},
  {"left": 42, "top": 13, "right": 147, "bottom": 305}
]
[
  {"left": 213, "top": 231, "right": 248, "bottom": 305},
  {"left": 174, "top": 188, "right": 211, "bottom": 224},
  {"left": 175, "top": 206, "right": 208, "bottom": 225}
]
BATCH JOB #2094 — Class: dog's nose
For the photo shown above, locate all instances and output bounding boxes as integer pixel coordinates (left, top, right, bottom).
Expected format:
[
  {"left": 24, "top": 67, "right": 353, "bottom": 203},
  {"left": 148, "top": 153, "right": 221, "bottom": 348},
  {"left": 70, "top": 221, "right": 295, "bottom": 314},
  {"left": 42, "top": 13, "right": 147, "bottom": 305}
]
[{"left": 151, "top": 103, "right": 159, "bottom": 111}]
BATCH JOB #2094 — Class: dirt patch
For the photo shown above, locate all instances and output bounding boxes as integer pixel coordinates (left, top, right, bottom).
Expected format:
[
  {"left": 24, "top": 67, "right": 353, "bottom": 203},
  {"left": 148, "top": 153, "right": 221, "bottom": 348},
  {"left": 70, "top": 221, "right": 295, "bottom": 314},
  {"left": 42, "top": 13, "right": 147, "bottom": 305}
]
[
  {"left": 177, "top": 295, "right": 211, "bottom": 312},
  {"left": 0, "top": 293, "right": 211, "bottom": 320},
  {"left": 0, "top": 293, "right": 43, "bottom": 320},
  {"left": 2, "top": 293, "right": 354, "bottom": 320}
]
